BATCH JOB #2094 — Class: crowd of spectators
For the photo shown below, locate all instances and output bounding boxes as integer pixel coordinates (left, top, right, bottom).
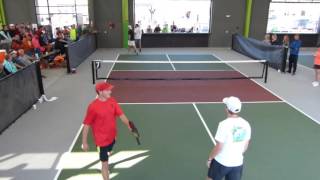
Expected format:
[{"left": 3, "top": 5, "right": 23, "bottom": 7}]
[{"left": 0, "top": 23, "right": 82, "bottom": 80}]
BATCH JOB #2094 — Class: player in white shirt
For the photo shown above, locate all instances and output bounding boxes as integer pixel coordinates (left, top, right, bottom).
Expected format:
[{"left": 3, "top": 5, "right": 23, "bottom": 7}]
[
  {"left": 207, "top": 96, "right": 251, "bottom": 180},
  {"left": 134, "top": 24, "right": 142, "bottom": 52}
]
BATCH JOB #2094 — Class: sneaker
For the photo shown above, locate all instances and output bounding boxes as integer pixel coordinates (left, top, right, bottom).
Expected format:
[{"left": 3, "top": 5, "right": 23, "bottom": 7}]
[{"left": 312, "top": 81, "right": 319, "bottom": 87}]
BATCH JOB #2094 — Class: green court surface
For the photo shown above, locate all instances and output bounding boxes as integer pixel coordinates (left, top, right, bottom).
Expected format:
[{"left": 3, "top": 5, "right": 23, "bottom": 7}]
[
  {"left": 57, "top": 103, "right": 320, "bottom": 180},
  {"left": 114, "top": 54, "right": 233, "bottom": 71},
  {"left": 57, "top": 54, "right": 320, "bottom": 179}
]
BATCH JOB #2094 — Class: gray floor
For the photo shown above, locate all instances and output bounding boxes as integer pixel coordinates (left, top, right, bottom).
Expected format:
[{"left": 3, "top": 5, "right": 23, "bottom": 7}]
[{"left": 0, "top": 48, "right": 319, "bottom": 180}]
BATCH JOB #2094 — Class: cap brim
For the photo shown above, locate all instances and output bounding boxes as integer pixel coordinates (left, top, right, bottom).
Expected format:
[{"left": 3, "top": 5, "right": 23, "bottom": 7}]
[{"left": 222, "top": 97, "right": 229, "bottom": 104}]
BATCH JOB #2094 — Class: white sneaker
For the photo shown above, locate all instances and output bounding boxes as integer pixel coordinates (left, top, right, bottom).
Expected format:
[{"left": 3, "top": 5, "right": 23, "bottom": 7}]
[{"left": 312, "top": 81, "right": 319, "bottom": 87}]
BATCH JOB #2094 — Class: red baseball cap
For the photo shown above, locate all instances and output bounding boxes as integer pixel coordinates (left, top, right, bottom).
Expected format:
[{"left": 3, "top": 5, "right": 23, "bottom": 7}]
[{"left": 95, "top": 82, "right": 114, "bottom": 92}]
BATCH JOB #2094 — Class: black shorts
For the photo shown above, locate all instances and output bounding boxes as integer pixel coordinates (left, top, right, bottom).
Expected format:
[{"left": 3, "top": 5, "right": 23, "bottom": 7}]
[
  {"left": 314, "top": 65, "right": 320, "bottom": 69},
  {"left": 98, "top": 140, "right": 115, "bottom": 162},
  {"left": 208, "top": 159, "right": 243, "bottom": 180}
]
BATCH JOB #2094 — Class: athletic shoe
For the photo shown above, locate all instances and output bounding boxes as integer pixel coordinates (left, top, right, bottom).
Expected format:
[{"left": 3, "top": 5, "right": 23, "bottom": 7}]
[{"left": 312, "top": 81, "right": 319, "bottom": 87}]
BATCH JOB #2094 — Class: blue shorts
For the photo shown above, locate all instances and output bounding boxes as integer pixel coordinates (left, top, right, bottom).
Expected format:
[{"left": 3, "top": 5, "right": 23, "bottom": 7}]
[{"left": 208, "top": 159, "right": 243, "bottom": 180}]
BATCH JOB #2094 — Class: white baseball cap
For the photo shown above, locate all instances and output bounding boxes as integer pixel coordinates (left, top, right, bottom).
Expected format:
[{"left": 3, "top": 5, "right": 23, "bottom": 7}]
[{"left": 223, "top": 96, "right": 242, "bottom": 113}]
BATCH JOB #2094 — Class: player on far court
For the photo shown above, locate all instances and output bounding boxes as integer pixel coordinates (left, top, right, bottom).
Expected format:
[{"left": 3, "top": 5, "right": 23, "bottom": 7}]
[
  {"left": 207, "top": 96, "right": 251, "bottom": 180},
  {"left": 128, "top": 25, "right": 138, "bottom": 55},
  {"left": 82, "top": 82, "right": 132, "bottom": 180}
]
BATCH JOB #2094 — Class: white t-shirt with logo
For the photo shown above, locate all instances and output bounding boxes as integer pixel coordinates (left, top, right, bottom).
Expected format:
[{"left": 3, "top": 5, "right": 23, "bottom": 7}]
[
  {"left": 134, "top": 27, "right": 142, "bottom": 40},
  {"left": 214, "top": 117, "right": 251, "bottom": 167}
]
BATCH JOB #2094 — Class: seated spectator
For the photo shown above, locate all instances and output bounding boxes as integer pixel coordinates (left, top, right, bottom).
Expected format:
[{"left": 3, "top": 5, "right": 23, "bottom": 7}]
[
  {"left": 9, "top": 50, "right": 24, "bottom": 69},
  {"left": 54, "top": 33, "right": 68, "bottom": 55},
  {"left": 154, "top": 25, "right": 161, "bottom": 33},
  {"left": 32, "top": 34, "right": 45, "bottom": 53},
  {"left": 0, "top": 25, "right": 12, "bottom": 51},
  {"left": 22, "top": 33, "right": 34, "bottom": 56},
  {"left": 11, "top": 34, "right": 23, "bottom": 50},
  {"left": 16, "top": 49, "right": 33, "bottom": 67},
  {"left": 0, "top": 62, "right": 6, "bottom": 79},
  {"left": 3, "top": 52, "right": 18, "bottom": 74},
  {"left": 8, "top": 24, "right": 19, "bottom": 38}
]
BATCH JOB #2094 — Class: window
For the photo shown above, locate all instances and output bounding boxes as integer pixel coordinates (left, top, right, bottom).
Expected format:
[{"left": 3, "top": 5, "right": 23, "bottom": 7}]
[
  {"left": 35, "top": 0, "right": 89, "bottom": 37},
  {"left": 267, "top": 1, "right": 320, "bottom": 34},
  {"left": 135, "top": 0, "right": 212, "bottom": 33}
]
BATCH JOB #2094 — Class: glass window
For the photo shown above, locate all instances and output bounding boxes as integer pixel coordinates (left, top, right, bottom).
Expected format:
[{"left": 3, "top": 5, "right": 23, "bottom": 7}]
[
  {"left": 36, "top": 7, "right": 49, "bottom": 14},
  {"left": 76, "top": 0, "right": 88, "bottom": 5},
  {"left": 36, "top": 0, "right": 48, "bottom": 6},
  {"left": 135, "top": 0, "right": 211, "bottom": 33},
  {"left": 267, "top": 2, "right": 320, "bottom": 34},
  {"left": 37, "top": 15, "right": 50, "bottom": 25},
  {"left": 76, "top": 5, "right": 89, "bottom": 15},
  {"left": 35, "top": 0, "right": 90, "bottom": 30},
  {"left": 49, "top": 6, "right": 76, "bottom": 14},
  {"left": 48, "top": 0, "right": 75, "bottom": 6}
]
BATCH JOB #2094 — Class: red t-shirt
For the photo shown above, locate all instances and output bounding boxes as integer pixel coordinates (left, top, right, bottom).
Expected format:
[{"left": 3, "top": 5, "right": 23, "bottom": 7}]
[{"left": 83, "top": 97, "right": 124, "bottom": 147}]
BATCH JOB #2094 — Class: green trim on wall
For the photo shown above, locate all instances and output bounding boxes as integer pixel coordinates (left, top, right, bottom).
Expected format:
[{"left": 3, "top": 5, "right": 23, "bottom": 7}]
[
  {"left": 244, "top": 0, "right": 253, "bottom": 37},
  {"left": 0, "top": 0, "right": 6, "bottom": 26},
  {"left": 122, "top": 0, "right": 129, "bottom": 48}
]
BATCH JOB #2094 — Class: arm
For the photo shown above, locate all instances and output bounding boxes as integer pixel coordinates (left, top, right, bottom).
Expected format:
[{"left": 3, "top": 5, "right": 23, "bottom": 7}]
[
  {"left": 82, "top": 125, "right": 90, "bottom": 151},
  {"left": 243, "top": 140, "right": 250, "bottom": 153},
  {"left": 119, "top": 114, "right": 131, "bottom": 130},
  {"left": 208, "top": 141, "right": 224, "bottom": 161}
]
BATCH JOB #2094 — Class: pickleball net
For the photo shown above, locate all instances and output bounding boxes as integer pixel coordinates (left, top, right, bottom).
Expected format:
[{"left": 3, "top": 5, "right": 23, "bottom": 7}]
[{"left": 91, "top": 59, "right": 269, "bottom": 84}]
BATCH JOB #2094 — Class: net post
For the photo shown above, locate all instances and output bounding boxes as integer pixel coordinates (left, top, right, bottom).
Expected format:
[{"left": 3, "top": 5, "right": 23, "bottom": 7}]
[
  {"left": 264, "top": 61, "right": 269, "bottom": 83},
  {"left": 92, "top": 60, "right": 96, "bottom": 84}
]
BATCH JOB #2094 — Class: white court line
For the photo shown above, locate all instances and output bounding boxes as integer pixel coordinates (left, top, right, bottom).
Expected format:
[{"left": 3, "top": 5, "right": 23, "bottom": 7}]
[
  {"left": 53, "top": 125, "right": 83, "bottom": 180},
  {"left": 119, "top": 101, "right": 283, "bottom": 105},
  {"left": 53, "top": 53, "right": 120, "bottom": 180},
  {"left": 109, "top": 69, "right": 235, "bottom": 72},
  {"left": 166, "top": 54, "right": 176, "bottom": 71},
  {"left": 193, "top": 103, "right": 216, "bottom": 145},
  {"left": 105, "top": 53, "right": 119, "bottom": 78},
  {"left": 93, "top": 60, "right": 267, "bottom": 64},
  {"left": 213, "top": 53, "right": 320, "bottom": 125}
]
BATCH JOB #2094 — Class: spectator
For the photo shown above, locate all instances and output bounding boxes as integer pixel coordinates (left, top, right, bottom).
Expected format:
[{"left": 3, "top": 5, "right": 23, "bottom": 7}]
[
  {"left": 22, "top": 33, "right": 34, "bottom": 56},
  {"left": 312, "top": 48, "right": 320, "bottom": 87},
  {"left": 0, "top": 25, "right": 12, "bottom": 51},
  {"left": 32, "top": 34, "right": 45, "bottom": 54},
  {"left": 0, "top": 50, "right": 7, "bottom": 78},
  {"left": 9, "top": 50, "right": 24, "bottom": 69},
  {"left": 70, "top": 24, "right": 77, "bottom": 41},
  {"left": 11, "top": 34, "right": 23, "bottom": 50},
  {"left": 162, "top": 24, "right": 169, "bottom": 33},
  {"left": 128, "top": 25, "right": 138, "bottom": 54},
  {"left": 54, "top": 33, "right": 68, "bottom": 55},
  {"left": 281, "top": 35, "right": 290, "bottom": 73},
  {"left": 154, "top": 25, "right": 161, "bottom": 33},
  {"left": 16, "top": 49, "right": 33, "bottom": 67},
  {"left": 171, "top": 21, "right": 177, "bottom": 32},
  {"left": 146, "top": 25, "right": 152, "bottom": 33},
  {"left": 8, "top": 24, "right": 18, "bottom": 37},
  {"left": 271, "top": 34, "right": 281, "bottom": 46},
  {"left": 263, "top": 34, "right": 271, "bottom": 45},
  {"left": 3, "top": 52, "right": 18, "bottom": 74},
  {"left": 287, "top": 34, "right": 302, "bottom": 75},
  {"left": 134, "top": 24, "right": 142, "bottom": 52}
]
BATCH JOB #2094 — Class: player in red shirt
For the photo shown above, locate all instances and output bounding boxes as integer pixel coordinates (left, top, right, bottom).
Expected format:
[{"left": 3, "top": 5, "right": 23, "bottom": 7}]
[{"left": 82, "top": 82, "right": 132, "bottom": 180}]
